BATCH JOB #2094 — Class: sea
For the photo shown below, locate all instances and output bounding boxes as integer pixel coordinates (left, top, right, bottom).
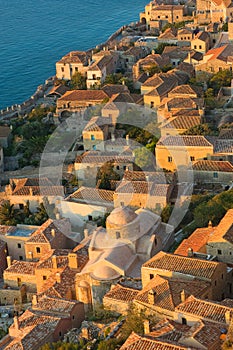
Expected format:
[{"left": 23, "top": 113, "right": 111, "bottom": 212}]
[{"left": 0, "top": 0, "right": 148, "bottom": 109}]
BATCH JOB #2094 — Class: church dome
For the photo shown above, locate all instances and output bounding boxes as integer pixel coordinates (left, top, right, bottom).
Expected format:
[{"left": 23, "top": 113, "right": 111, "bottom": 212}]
[
  {"left": 106, "top": 206, "right": 138, "bottom": 229},
  {"left": 91, "top": 265, "right": 121, "bottom": 281}
]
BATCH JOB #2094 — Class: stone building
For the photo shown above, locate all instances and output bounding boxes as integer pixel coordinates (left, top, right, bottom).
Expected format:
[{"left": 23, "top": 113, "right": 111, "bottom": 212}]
[
  {"left": 24, "top": 218, "right": 73, "bottom": 261},
  {"left": 196, "top": 0, "right": 233, "bottom": 24},
  {"left": 140, "top": 2, "right": 185, "bottom": 30},
  {"left": 155, "top": 135, "right": 214, "bottom": 171},
  {"left": 191, "top": 32, "right": 210, "bottom": 54},
  {"left": 191, "top": 160, "right": 233, "bottom": 186},
  {"left": 5, "top": 177, "right": 64, "bottom": 213},
  {"left": 56, "top": 51, "right": 90, "bottom": 80},
  {"left": 195, "top": 44, "right": 233, "bottom": 73},
  {"left": 141, "top": 251, "right": 229, "bottom": 301},
  {"left": 75, "top": 205, "right": 174, "bottom": 308},
  {"left": 0, "top": 296, "right": 85, "bottom": 350}
]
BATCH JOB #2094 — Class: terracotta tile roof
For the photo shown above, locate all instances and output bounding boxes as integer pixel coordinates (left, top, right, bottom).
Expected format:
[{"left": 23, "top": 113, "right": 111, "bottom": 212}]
[
  {"left": 162, "top": 116, "right": 201, "bottom": 130},
  {"left": 26, "top": 219, "right": 64, "bottom": 244},
  {"left": 102, "top": 84, "right": 129, "bottom": 97},
  {"left": 46, "top": 84, "right": 70, "bottom": 97},
  {"left": 208, "top": 209, "right": 233, "bottom": 243},
  {"left": 157, "top": 135, "right": 213, "bottom": 147},
  {"left": 153, "top": 4, "right": 184, "bottom": 10},
  {"left": 5, "top": 260, "right": 37, "bottom": 275},
  {"left": 135, "top": 275, "right": 209, "bottom": 311},
  {"left": 115, "top": 181, "right": 171, "bottom": 197},
  {"left": 174, "top": 227, "right": 213, "bottom": 256},
  {"left": 10, "top": 177, "right": 64, "bottom": 197},
  {"left": 142, "top": 251, "right": 221, "bottom": 280},
  {"left": 193, "top": 160, "right": 233, "bottom": 172},
  {"left": 4, "top": 309, "right": 62, "bottom": 350},
  {"left": 57, "top": 51, "right": 88, "bottom": 64},
  {"left": 194, "top": 31, "right": 209, "bottom": 42},
  {"left": 120, "top": 331, "right": 197, "bottom": 350},
  {"left": 176, "top": 295, "right": 233, "bottom": 324},
  {"left": 75, "top": 151, "right": 134, "bottom": 164},
  {"left": 159, "top": 28, "right": 177, "bottom": 40},
  {"left": 163, "top": 97, "right": 202, "bottom": 110},
  {"left": 173, "top": 109, "right": 201, "bottom": 117},
  {"left": 36, "top": 249, "right": 71, "bottom": 270},
  {"left": 67, "top": 186, "right": 114, "bottom": 204},
  {"left": 34, "top": 295, "right": 77, "bottom": 313},
  {"left": 123, "top": 170, "right": 174, "bottom": 184},
  {"left": 110, "top": 92, "right": 142, "bottom": 104},
  {"left": 168, "top": 85, "right": 197, "bottom": 97},
  {"left": 88, "top": 55, "right": 113, "bottom": 71},
  {"left": 58, "top": 89, "right": 108, "bottom": 101},
  {"left": 149, "top": 318, "right": 190, "bottom": 342},
  {"left": 104, "top": 284, "right": 139, "bottom": 302},
  {"left": 83, "top": 116, "right": 111, "bottom": 132},
  {"left": 214, "top": 139, "right": 233, "bottom": 154},
  {"left": 219, "top": 128, "right": 233, "bottom": 139}
]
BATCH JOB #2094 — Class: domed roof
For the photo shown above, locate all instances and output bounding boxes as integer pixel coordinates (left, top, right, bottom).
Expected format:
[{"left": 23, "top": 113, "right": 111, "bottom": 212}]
[
  {"left": 91, "top": 265, "right": 120, "bottom": 281},
  {"left": 107, "top": 206, "right": 138, "bottom": 228}
]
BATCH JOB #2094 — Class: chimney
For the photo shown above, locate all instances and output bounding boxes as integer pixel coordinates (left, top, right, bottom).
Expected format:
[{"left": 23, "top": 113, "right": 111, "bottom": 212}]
[
  {"left": 187, "top": 248, "right": 193, "bottom": 258},
  {"left": 111, "top": 133, "right": 115, "bottom": 141},
  {"left": 126, "top": 134, "right": 130, "bottom": 146},
  {"left": 84, "top": 229, "right": 89, "bottom": 239},
  {"left": 152, "top": 49, "right": 155, "bottom": 55},
  {"left": 32, "top": 294, "right": 38, "bottom": 306},
  {"left": 51, "top": 229, "right": 56, "bottom": 237},
  {"left": 52, "top": 255, "right": 57, "bottom": 269},
  {"left": 14, "top": 316, "right": 19, "bottom": 330},
  {"left": 28, "top": 251, "right": 33, "bottom": 261},
  {"left": 144, "top": 320, "right": 151, "bottom": 334},
  {"left": 68, "top": 253, "right": 79, "bottom": 269},
  {"left": 29, "top": 187, "right": 33, "bottom": 196},
  {"left": 6, "top": 256, "right": 12, "bottom": 267},
  {"left": 56, "top": 272, "right": 62, "bottom": 283},
  {"left": 208, "top": 220, "right": 213, "bottom": 228},
  {"left": 148, "top": 289, "right": 156, "bottom": 305},
  {"left": 225, "top": 310, "right": 231, "bottom": 324},
  {"left": 181, "top": 290, "right": 186, "bottom": 303}
]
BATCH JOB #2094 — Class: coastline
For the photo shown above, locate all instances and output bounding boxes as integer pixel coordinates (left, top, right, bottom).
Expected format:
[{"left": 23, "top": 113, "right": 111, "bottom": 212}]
[{"left": 0, "top": 22, "right": 136, "bottom": 121}]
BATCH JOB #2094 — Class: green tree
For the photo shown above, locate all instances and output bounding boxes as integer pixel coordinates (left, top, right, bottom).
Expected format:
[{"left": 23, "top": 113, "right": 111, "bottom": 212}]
[
  {"left": 161, "top": 204, "right": 173, "bottom": 223},
  {"left": 120, "top": 304, "right": 146, "bottom": 341},
  {"left": 0, "top": 201, "right": 19, "bottom": 225},
  {"left": 97, "top": 162, "right": 120, "bottom": 190},
  {"left": 97, "top": 338, "right": 122, "bottom": 350},
  {"left": 134, "top": 147, "right": 155, "bottom": 170},
  {"left": 193, "top": 200, "right": 226, "bottom": 227},
  {"left": 183, "top": 123, "right": 217, "bottom": 136},
  {"left": 143, "top": 64, "right": 161, "bottom": 76},
  {"left": 209, "top": 69, "right": 233, "bottom": 94},
  {"left": 70, "top": 72, "right": 87, "bottom": 90}
]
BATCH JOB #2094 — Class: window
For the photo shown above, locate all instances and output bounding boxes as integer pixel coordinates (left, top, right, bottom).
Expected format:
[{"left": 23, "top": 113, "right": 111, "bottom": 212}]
[
  {"left": 165, "top": 15, "right": 168, "bottom": 18},
  {"left": 17, "top": 278, "right": 22, "bottom": 287},
  {"left": 215, "top": 280, "right": 217, "bottom": 286},
  {"left": 116, "top": 165, "right": 120, "bottom": 170},
  {"left": 61, "top": 67, "right": 64, "bottom": 72},
  {"left": 120, "top": 202, "right": 124, "bottom": 207},
  {"left": 123, "top": 166, "right": 127, "bottom": 170},
  {"left": 168, "top": 156, "right": 172, "bottom": 163},
  {"left": 219, "top": 67, "right": 222, "bottom": 71},
  {"left": 92, "top": 145, "right": 96, "bottom": 150},
  {"left": 91, "top": 134, "right": 95, "bottom": 141},
  {"left": 230, "top": 252, "right": 232, "bottom": 255},
  {"left": 190, "top": 156, "right": 195, "bottom": 161},
  {"left": 92, "top": 74, "right": 96, "bottom": 79},
  {"left": 199, "top": 45, "right": 202, "bottom": 49},
  {"left": 182, "top": 317, "right": 187, "bottom": 325},
  {"left": 176, "top": 16, "right": 179, "bottom": 19},
  {"left": 72, "top": 315, "right": 75, "bottom": 320},
  {"left": 229, "top": 283, "right": 232, "bottom": 294},
  {"left": 150, "top": 274, "right": 154, "bottom": 280},
  {"left": 213, "top": 172, "right": 218, "bottom": 178},
  {"left": 75, "top": 67, "right": 78, "bottom": 72},
  {"left": 19, "top": 256, "right": 23, "bottom": 261},
  {"left": 150, "top": 101, "right": 154, "bottom": 108},
  {"left": 218, "top": 249, "right": 222, "bottom": 255},
  {"left": 88, "top": 215, "right": 93, "bottom": 221},
  {"left": 36, "top": 247, "right": 41, "bottom": 254},
  {"left": 222, "top": 274, "right": 224, "bottom": 279},
  {"left": 59, "top": 331, "right": 62, "bottom": 337},
  {"left": 194, "top": 45, "right": 197, "bottom": 49},
  {"left": 19, "top": 204, "right": 24, "bottom": 210},
  {"left": 116, "top": 231, "right": 120, "bottom": 239},
  {"left": 158, "top": 15, "right": 160, "bottom": 19},
  {"left": 17, "top": 243, "right": 21, "bottom": 249}
]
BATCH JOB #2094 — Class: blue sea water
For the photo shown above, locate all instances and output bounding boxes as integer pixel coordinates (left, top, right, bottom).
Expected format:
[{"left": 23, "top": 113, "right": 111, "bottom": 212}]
[{"left": 0, "top": 0, "right": 148, "bottom": 109}]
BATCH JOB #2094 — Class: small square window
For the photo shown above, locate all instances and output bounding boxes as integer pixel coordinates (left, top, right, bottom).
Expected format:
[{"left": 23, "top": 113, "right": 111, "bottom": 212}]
[
  {"left": 116, "top": 231, "right": 120, "bottom": 239},
  {"left": 150, "top": 274, "right": 154, "bottom": 280},
  {"left": 43, "top": 276, "right": 47, "bottom": 280},
  {"left": 91, "top": 135, "right": 95, "bottom": 141},
  {"left": 17, "top": 243, "right": 21, "bottom": 249},
  {"left": 19, "top": 256, "right": 23, "bottom": 261},
  {"left": 36, "top": 247, "right": 41, "bottom": 254},
  {"left": 218, "top": 249, "right": 222, "bottom": 255},
  {"left": 213, "top": 172, "right": 218, "bottom": 178},
  {"left": 168, "top": 156, "right": 172, "bottom": 163},
  {"left": 190, "top": 156, "right": 195, "bottom": 161},
  {"left": 61, "top": 67, "right": 64, "bottom": 72}
]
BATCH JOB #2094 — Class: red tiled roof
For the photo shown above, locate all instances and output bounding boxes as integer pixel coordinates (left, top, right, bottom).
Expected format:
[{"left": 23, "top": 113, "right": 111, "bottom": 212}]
[
  {"left": 193, "top": 160, "right": 233, "bottom": 172},
  {"left": 104, "top": 284, "right": 139, "bottom": 302},
  {"left": 157, "top": 135, "right": 213, "bottom": 147},
  {"left": 142, "top": 251, "right": 221, "bottom": 280},
  {"left": 58, "top": 89, "right": 108, "bottom": 101}
]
